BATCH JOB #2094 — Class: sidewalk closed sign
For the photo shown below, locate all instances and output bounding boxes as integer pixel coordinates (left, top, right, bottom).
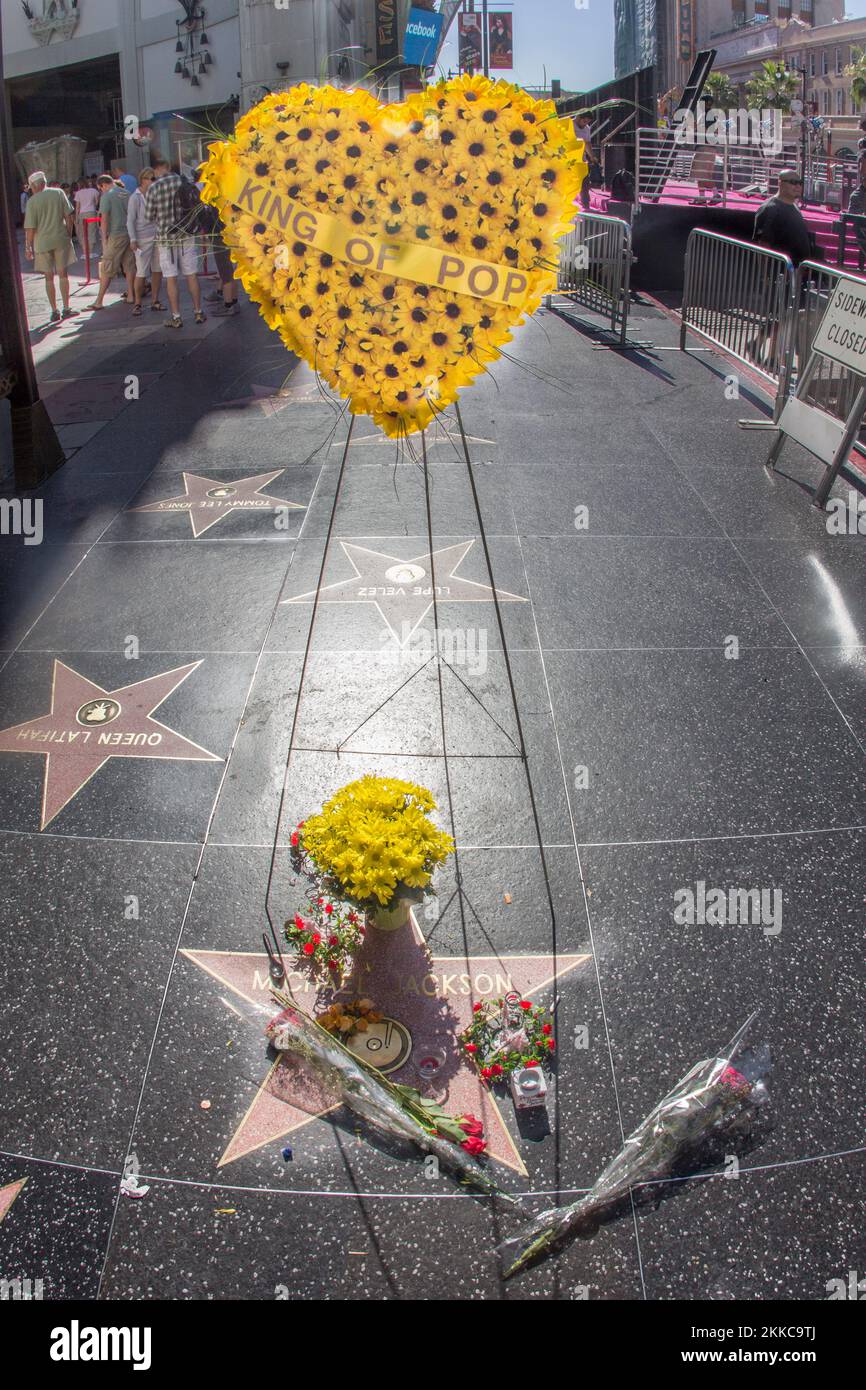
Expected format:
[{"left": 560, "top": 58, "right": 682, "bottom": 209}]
[
  {"left": 404, "top": 6, "right": 444, "bottom": 66},
  {"left": 813, "top": 277, "right": 866, "bottom": 373}
]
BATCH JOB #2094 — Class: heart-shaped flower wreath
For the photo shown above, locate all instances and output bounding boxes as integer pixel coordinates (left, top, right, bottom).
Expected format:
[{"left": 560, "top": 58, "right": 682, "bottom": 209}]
[{"left": 201, "top": 76, "right": 586, "bottom": 437}]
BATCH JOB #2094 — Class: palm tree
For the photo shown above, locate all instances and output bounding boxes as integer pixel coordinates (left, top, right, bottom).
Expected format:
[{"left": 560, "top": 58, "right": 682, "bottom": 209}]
[
  {"left": 844, "top": 46, "right": 866, "bottom": 111},
  {"left": 703, "top": 71, "right": 738, "bottom": 111},
  {"left": 744, "top": 61, "right": 799, "bottom": 112}
]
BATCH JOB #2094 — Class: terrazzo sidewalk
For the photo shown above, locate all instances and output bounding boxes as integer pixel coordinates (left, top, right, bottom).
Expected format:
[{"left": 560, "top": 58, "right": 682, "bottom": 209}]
[{"left": 0, "top": 292, "right": 863, "bottom": 1301}]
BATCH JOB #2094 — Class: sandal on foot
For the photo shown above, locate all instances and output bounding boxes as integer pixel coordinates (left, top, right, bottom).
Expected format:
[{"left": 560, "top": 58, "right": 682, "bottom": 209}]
[
  {"left": 132, "top": 304, "right": 143, "bottom": 317},
  {"left": 150, "top": 301, "right": 164, "bottom": 311},
  {"left": 167, "top": 315, "right": 183, "bottom": 329},
  {"left": 194, "top": 311, "right": 206, "bottom": 324}
]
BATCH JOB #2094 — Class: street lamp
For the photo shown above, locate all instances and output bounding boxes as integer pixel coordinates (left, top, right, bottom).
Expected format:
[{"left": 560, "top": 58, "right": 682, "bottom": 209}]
[{"left": 777, "top": 62, "right": 808, "bottom": 201}]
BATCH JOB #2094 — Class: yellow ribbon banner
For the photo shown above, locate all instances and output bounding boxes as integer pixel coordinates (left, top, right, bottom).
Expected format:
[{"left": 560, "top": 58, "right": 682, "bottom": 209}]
[{"left": 218, "top": 164, "right": 534, "bottom": 307}]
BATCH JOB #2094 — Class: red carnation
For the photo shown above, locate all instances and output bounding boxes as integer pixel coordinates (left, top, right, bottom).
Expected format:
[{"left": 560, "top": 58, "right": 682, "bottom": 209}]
[
  {"left": 294, "top": 914, "right": 305, "bottom": 930},
  {"left": 302, "top": 942, "right": 315, "bottom": 956},
  {"left": 542, "top": 1023, "right": 552, "bottom": 1035},
  {"left": 311, "top": 932, "right": 321, "bottom": 945},
  {"left": 464, "top": 1042, "right": 478, "bottom": 1054},
  {"left": 324, "top": 904, "right": 333, "bottom": 916},
  {"left": 519, "top": 1000, "right": 532, "bottom": 1011},
  {"left": 491, "top": 1063, "right": 503, "bottom": 1076},
  {"left": 290, "top": 831, "right": 299, "bottom": 847},
  {"left": 328, "top": 935, "right": 339, "bottom": 947},
  {"left": 480, "top": 1067, "right": 492, "bottom": 1080}
]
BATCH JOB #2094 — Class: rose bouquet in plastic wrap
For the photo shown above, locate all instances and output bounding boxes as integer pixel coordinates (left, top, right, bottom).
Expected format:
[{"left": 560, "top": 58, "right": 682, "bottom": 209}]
[{"left": 499, "top": 1012, "right": 770, "bottom": 1277}]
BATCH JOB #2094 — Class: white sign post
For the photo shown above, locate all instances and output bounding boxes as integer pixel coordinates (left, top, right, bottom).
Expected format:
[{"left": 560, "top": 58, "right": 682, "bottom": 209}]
[{"left": 766, "top": 275, "right": 866, "bottom": 508}]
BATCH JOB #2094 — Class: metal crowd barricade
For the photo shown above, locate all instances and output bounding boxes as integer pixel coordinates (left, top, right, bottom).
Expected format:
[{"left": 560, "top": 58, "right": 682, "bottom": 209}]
[
  {"left": 680, "top": 228, "right": 795, "bottom": 418},
  {"left": 636, "top": 126, "right": 792, "bottom": 208},
  {"left": 551, "top": 211, "right": 632, "bottom": 345},
  {"left": 782, "top": 260, "right": 866, "bottom": 453}
]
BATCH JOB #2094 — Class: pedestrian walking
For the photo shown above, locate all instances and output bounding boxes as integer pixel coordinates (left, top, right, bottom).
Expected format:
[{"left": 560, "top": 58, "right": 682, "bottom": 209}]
[
  {"left": 846, "top": 152, "right": 866, "bottom": 264},
  {"left": 111, "top": 164, "right": 138, "bottom": 195},
  {"left": 143, "top": 155, "right": 206, "bottom": 329},
  {"left": 197, "top": 167, "right": 238, "bottom": 318},
  {"left": 91, "top": 173, "right": 135, "bottom": 310},
  {"left": 753, "top": 169, "right": 812, "bottom": 266},
  {"left": 573, "top": 112, "right": 597, "bottom": 211},
  {"left": 73, "top": 178, "right": 100, "bottom": 257},
  {"left": 22, "top": 170, "right": 77, "bottom": 324},
  {"left": 127, "top": 167, "right": 164, "bottom": 316}
]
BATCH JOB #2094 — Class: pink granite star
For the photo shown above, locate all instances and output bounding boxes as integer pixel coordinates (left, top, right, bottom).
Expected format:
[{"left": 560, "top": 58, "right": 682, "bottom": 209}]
[{"left": 183, "top": 914, "right": 588, "bottom": 1173}]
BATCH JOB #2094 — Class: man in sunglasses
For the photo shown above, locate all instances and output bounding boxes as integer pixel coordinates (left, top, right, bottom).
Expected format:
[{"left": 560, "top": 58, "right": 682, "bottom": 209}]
[{"left": 753, "top": 169, "right": 813, "bottom": 267}]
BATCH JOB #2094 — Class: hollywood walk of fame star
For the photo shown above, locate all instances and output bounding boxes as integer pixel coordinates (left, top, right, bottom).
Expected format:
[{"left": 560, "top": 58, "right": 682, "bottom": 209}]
[
  {"left": 183, "top": 915, "right": 588, "bottom": 1173},
  {"left": 130, "top": 471, "right": 304, "bottom": 538},
  {"left": 0, "top": 1178, "right": 26, "bottom": 1224},
  {"left": 282, "top": 540, "right": 526, "bottom": 644},
  {"left": 0, "top": 661, "right": 221, "bottom": 829}
]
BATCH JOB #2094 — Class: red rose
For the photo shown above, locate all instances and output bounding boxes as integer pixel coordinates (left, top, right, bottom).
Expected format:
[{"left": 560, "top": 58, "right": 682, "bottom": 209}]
[
  {"left": 297, "top": 820, "right": 305, "bottom": 827},
  {"left": 524, "top": 1059, "right": 540, "bottom": 1068},
  {"left": 473, "top": 1002, "right": 483, "bottom": 1012},
  {"left": 464, "top": 1042, "right": 478, "bottom": 1054},
  {"left": 480, "top": 1067, "right": 492, "bottom": 1080},
  {"left": 542, "top": 1023, "right": 552, "bottom": 1035},
  {"left": 459, "top": 1116, "right": 483, "bottom": 1137},
  {"left": 324, "top": 904, "right": 333, "bottom": 916},
  {"left": 461, "top": 1136, "right": 486, "bottom": 1156},
  {"left": 302, "top": 942, "right": 315, "bottom": 956},
  {"left": 311, "top": 932, "right": 321, "bottom": 945},
  {"left": 290, "top": 832, "right": 299, "bottom": 847},
  {"left": 491, "top": 1063, "right": 503, "bottom": 1076},
  {"left": 328, "top": 935, "right": 338, "bottom": 947},
  {"left": 519, "top": 1001, "right": 532, "bottom": 1011},
  {"left": 317, "top": 897, "right": 324, "bottom": 906},
  {"left": 294, "top": 914, "right": 305, "bottom": 930},
  {"left": 327, "top": 959, "right": 338, "bottom": 971},
  {"left": 547, "top": 1038, "right": 556, "bottom": 1052}
]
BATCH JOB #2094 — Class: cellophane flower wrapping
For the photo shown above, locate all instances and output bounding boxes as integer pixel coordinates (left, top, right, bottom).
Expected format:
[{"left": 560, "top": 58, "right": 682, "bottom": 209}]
[{"left": 499, "top": 1013, "right": 770, "bottom": 1276}]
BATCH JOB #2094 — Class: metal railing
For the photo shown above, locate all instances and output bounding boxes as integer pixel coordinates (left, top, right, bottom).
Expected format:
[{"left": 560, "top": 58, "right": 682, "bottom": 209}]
[
  {"left": 785, "top": 260, "right": 866, "bottom": 446},
  {"left": 680, "top": 230, "right": 866, "bottom": 486},
  {"left": 680, "top": 228, "right": 795, "bottom": 415},
  {"left": 552, "top": 211, "right": 633, "bottom": 345},
  {"left": 637, "top": 125, "right": 805, "bottom": 208}
]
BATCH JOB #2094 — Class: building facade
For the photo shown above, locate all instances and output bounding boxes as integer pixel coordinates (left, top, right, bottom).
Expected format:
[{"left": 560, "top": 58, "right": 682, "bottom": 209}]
[
  {"left": 2, "top": 0, "right": 441, "bottom": 184},
  {"left": 655, "top": 0, "right": 844, "bottom": 97}
]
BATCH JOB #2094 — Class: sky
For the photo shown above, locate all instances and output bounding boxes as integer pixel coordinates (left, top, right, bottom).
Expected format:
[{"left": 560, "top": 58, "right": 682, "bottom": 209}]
[
  {"left": 435, "top": 0, "right": 866, "bottom": 97},
  {"left": 436, "top": 0, "right": 615, "bottom": 94}
]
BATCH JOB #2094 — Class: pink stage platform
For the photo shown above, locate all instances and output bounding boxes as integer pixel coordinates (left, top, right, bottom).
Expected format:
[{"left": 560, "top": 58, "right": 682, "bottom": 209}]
[{"left": 588, "top": 186, "right": 864, "bottom": 272}]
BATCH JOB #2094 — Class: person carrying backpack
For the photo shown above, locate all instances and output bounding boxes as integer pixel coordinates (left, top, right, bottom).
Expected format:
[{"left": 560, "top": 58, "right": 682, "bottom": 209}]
[{"left": 143, "top": 155, "right": 206, "bottom": 328}]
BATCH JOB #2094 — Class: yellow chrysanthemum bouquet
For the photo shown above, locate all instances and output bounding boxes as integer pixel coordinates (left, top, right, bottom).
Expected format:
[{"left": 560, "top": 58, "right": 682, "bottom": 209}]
[{"left": 291, "top": 775, "right": 454, "bottom": 913}]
